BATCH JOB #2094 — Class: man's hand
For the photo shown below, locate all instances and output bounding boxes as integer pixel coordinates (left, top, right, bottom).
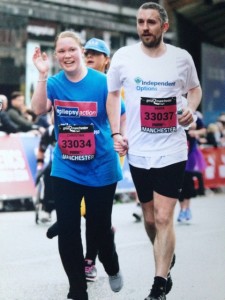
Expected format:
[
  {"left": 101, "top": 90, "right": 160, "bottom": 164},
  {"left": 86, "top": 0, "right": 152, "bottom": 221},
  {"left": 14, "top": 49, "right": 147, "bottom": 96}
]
[
  {"left": 178, "top": 107, "right": 196, "bottom": 128},
  {"left": 113, "top": 135, "right": 128, "bottom": 156}
]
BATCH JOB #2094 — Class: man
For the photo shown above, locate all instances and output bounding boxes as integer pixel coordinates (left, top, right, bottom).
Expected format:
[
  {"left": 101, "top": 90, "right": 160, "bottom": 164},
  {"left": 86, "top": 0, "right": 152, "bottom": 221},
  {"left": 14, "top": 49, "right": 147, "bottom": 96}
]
[{"left": 106, "top": 2, "right": 202, "bottom": 300}]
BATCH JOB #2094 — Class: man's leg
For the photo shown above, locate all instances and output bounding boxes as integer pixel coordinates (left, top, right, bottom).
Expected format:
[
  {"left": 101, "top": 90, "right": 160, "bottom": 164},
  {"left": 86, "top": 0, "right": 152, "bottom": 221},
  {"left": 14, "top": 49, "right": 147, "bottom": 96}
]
[
  {"left": 152, "top": 192, "right": 177, "bottom": 278},
  {"left": 141, "top": 194, "right": 176, "bottom": 300},
  {"left": 141, "top": 195, "right": 176, "bottom": 265},
  {"left": 141, "top": 200, "right": 155, "bottom": 244}
]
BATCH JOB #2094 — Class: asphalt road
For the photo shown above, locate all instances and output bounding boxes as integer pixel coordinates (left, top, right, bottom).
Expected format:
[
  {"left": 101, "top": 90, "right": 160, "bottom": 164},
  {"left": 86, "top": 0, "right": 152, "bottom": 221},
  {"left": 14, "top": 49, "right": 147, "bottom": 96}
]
[{"left": 0, "top": 191, "right": 225, "bottom": 300}]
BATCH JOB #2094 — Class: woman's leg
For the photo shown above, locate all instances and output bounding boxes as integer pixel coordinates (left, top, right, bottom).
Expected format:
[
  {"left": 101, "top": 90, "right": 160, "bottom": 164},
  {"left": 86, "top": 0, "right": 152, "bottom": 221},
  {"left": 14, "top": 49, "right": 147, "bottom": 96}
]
[
  {"left": 52, "top": 176, "right": 88, "bottom": 300},
  {"left": 84, "top": 183, "right": 119, "bottom": 276}
]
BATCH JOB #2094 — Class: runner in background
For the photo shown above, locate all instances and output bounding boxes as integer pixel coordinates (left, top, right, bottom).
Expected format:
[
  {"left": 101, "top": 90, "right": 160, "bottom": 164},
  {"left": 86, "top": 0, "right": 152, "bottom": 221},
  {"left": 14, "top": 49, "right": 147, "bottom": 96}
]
[{"left": 177, "top": 111, "right": 206, "bottom": 222}]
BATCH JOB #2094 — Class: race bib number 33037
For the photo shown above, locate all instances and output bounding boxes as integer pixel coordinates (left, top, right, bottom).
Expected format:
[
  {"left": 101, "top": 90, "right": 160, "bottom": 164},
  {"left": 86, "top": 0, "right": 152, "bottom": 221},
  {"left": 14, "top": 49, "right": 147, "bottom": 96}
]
[{"left": 140, "top": 97, "right": 177, "bottom": 134}]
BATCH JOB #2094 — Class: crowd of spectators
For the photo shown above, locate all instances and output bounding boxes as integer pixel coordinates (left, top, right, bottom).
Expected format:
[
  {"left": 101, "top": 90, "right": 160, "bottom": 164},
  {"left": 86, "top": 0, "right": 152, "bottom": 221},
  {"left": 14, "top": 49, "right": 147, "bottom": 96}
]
[
  {"left": 204, "top": 113, "right": 225, "bottom": 147},
  {"left": 0, "top": 92, "right": 50, "bottom": 135}
]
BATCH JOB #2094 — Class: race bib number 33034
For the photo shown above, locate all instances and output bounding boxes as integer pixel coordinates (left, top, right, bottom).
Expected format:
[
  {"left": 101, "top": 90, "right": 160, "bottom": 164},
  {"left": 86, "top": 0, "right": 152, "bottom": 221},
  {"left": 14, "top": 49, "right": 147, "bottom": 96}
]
[
  {"left": 140, "top": 97, "right": 177, "bottom": 134},
  {"left": 58, "top": 124, "right": 95, "bottom": 160}
]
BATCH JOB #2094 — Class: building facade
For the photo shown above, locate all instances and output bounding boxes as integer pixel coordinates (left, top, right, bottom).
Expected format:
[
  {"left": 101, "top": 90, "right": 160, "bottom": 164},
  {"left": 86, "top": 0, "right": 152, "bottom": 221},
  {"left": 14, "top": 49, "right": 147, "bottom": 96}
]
[
  {"left": 0, "top": 0, "right": 142, "bottom": 102},
  {"left": 0, "top": 0, "right": 224, "bottom": 106}
]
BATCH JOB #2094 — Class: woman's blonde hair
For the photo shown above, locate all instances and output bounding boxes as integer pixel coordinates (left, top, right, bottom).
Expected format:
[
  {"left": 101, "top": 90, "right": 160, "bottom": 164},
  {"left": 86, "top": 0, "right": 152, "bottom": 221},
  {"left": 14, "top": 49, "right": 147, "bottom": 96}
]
[{"left": 54, "top": 30, "right": 82, "bottom": 48}]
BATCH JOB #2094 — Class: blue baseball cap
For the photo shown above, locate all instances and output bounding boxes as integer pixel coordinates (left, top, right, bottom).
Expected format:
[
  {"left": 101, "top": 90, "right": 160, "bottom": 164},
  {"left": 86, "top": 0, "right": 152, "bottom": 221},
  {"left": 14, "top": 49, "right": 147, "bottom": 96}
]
[{"left": 84, "top": 38, "right": 110, "bottom": 57}]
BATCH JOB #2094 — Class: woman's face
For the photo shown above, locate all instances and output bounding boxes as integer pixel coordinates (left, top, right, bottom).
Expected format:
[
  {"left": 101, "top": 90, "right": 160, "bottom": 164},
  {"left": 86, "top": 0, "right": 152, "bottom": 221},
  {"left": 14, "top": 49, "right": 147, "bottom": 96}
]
[
  {"left": 84, "top": 50, "right": 109, "bottom": 73},
  {"left": 55, "top": 37, "right": 84, "bottom": 74}
]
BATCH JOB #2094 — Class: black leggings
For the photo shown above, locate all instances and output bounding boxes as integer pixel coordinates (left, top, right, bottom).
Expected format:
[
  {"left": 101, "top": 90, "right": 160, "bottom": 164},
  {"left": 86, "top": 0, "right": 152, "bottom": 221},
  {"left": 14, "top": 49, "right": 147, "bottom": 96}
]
[{"left": 52, "top": 176, "right": 119, "bottom": 300}]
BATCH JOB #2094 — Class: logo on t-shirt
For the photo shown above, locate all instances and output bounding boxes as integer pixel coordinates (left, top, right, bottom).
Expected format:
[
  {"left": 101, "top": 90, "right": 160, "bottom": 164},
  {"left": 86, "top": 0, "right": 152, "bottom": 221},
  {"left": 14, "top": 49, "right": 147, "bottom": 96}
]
[
  {"left": 55, "top": 99, "right": 98, "bottom": 118},
  {"left": 134, "top": 77, "right": 175, "bottom": 92}
]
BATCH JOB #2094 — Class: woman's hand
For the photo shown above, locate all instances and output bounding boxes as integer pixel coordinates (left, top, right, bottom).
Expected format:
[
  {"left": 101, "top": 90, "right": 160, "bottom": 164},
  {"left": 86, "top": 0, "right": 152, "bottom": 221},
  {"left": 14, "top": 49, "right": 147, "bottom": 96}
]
[
  {"left": 113, "top": 135, "right": 128, "bottom": 156},
  {"left": 32, "top": 47, "right": 50, "bottom": 75}
]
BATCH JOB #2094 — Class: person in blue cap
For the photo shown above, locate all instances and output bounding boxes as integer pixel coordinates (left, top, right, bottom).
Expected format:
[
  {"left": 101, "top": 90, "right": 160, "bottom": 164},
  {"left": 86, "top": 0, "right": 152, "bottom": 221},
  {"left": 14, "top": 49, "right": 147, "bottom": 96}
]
[
  {"left": 84, "top": 38, "right": 110, "bottom": 74},
  {"left": 83, "top": 37, "right": 126, "bottom": 282}
]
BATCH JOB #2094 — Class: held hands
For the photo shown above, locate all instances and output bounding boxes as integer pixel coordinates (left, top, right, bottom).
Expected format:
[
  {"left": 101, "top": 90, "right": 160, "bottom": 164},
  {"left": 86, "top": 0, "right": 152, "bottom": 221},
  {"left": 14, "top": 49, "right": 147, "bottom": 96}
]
[
  {"left": 113, "top": 135, "right": 128, "bottom": 156},
  {"left": 32, "top": 47, "right": 50, "bottom": 75}
]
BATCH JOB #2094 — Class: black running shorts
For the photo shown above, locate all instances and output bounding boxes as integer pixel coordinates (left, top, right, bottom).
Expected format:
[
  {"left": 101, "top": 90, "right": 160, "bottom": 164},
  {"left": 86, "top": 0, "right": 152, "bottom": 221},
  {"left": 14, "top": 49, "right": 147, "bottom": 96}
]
[{"left": 129, "top": 161, "right": 186, "bottom": 203}]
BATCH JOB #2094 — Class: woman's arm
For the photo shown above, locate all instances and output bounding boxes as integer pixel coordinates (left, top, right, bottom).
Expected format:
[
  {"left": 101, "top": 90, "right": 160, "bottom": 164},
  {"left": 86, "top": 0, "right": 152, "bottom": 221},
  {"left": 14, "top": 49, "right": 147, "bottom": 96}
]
[{"left": 31, "top": 47, "right": 52, "bottom": 115}]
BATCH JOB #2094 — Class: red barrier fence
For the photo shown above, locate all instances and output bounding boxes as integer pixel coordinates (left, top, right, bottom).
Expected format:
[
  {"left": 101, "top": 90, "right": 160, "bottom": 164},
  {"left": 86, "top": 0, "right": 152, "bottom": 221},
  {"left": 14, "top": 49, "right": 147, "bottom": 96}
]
[
  {"left": 0, "top": 134, "right": 39, "bottom": 200},
  {"left": 201, "top": 146, "right": 225, "bottom": 188}
]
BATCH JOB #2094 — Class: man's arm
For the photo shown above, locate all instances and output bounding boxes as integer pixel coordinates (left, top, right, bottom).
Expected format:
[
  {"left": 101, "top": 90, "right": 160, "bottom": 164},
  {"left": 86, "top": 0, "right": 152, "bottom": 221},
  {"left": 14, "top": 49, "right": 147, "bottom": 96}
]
[
  {"left": 178, "top": 85, "right": 202, "bottom": 127},
  {"left": 187, "top": 85, "right": 202, "bottom": 112}
]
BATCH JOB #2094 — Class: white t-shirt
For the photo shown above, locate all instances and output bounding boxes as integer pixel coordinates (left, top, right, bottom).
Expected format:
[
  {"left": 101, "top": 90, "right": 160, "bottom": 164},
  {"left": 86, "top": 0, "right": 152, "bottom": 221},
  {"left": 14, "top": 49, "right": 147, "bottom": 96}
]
[{"left": 107, "top": 43, "right": 200, "bottom": 168}]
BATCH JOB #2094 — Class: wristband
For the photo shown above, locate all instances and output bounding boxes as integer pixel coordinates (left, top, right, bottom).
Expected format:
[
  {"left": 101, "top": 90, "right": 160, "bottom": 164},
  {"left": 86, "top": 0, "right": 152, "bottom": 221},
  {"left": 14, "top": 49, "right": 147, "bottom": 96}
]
[
  {"left": 37, "top": 80, "right": 47, "bottom": 82},
  {"left": 37, "top": 158, "right": 44, "bottom": 163},
  {"left": 111, "top": 132, "right": 121, "bottom": 138}
]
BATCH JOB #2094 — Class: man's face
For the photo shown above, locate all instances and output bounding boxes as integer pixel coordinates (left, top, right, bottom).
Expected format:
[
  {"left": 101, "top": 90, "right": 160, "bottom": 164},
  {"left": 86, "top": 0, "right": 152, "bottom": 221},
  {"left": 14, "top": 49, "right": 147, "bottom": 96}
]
[{"left": 136, "top": 8, "right": 168, "bottom": 48}]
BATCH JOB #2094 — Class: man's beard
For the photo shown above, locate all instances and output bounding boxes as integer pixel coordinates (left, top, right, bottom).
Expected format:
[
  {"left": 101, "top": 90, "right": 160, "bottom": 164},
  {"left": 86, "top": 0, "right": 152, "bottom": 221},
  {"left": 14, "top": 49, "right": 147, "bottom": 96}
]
[{"left": 141, "top": 34, "right": 162, "bottom": 48}]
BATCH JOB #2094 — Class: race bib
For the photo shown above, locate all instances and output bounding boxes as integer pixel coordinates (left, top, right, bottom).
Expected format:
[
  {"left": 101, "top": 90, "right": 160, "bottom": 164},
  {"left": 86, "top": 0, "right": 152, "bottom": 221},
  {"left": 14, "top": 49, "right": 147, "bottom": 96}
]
[
  {"left": 140, "top": 97, "right": 177, "bottom": 133},
  {"left": 58, "top": 124, "right": 95, "bottom": 161}
]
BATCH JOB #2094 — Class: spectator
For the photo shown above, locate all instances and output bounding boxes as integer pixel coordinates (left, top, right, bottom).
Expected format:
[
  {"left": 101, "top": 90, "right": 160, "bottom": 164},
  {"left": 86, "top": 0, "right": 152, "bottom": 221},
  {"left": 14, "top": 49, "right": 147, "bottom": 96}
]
[
  {"left": 7, "top": 91, "right": 44, "bottom": 134},
  {"left": 0, "top": 94, "right": 20, "bottom": 134},
  {"left": 35, "top": 124, "right": 56, "bottom": 223},
  {"left": 217, "top": 113, "right": 225, "bottom": 146},
  {"left": 206, "top": 123, "right": 221, "bottom": 147}
]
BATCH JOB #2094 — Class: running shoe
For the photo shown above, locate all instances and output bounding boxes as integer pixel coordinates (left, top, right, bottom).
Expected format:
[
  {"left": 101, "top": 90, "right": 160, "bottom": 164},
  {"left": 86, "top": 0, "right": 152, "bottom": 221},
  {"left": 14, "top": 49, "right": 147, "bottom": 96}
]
[
  {"left": 144, "top": 286, "right": 166, "bottom": 300},
  {"left": 132, "top": 203, "right": 143, "bottom": 222},
  {"left": 144, "top": 295, "right": 166, "bottom": 300},
  {"left": 84, "top": 259, "right": 97, "bottom": 282},
  {"left": 46, "top": 221, "right": 58, "bottom": 239},
  {"left": 109, "top": 271, "right": 123, "bottom": 292},
  {"left": 165, "top": 254, "right": 176, "bottom": 294},
  {"left": 185, "top": 208, "right": 192, "bottom": 221},
  {"left": 177, "top": 210, "right": 186, "bottom": 222},
  {"left": 39, "top": 212, "right": 52, "bottom": 224},
  {"left": 145, "top": 277, "right": 166, "bottom": 300}
]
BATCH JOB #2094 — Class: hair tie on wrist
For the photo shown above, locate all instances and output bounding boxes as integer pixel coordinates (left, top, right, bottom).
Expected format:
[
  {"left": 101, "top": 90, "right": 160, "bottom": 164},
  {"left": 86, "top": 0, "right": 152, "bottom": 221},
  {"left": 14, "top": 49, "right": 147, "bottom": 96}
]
[
  {"left": 111, "top": 133, "right": 121, "bottom": 138},
  {"left": 37, "top": 158, "right": 44, "bottom": 163}
]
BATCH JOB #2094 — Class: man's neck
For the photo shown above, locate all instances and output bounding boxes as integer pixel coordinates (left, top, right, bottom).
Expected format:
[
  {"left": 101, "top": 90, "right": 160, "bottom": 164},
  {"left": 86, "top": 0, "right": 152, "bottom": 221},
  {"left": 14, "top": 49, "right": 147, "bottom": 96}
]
[{"left": 141, "top": 42, "right": 167, "bottom": 58}]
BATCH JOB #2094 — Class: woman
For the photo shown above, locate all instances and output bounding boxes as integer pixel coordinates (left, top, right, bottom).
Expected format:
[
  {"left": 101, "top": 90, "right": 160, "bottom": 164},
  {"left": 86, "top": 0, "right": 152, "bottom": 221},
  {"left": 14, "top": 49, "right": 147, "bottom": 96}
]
[{"left": 31, "top": 31, "right": 123, "bottom": 300}]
